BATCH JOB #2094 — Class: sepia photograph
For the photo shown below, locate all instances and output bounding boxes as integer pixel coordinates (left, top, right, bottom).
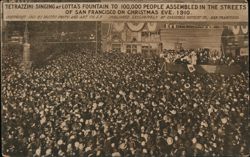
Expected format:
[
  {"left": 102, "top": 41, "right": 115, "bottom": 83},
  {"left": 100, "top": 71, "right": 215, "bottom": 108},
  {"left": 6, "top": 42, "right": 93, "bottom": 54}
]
[{"left": 1, "top": 0, "right": 249, "bottom": 157}]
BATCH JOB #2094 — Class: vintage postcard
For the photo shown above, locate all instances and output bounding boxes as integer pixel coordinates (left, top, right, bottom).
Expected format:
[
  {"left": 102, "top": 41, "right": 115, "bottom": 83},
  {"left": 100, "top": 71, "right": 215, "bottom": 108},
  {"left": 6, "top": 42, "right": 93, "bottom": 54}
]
[{"left": 1, "top": 0, "right": 249, "bottom": 157}]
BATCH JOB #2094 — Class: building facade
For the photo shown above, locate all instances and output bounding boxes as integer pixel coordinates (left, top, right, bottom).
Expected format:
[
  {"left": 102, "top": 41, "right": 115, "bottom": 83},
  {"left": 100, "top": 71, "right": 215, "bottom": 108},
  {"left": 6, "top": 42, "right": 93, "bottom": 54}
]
[{"left": 102, "top": 22, "right": 162, "bottom": 55}]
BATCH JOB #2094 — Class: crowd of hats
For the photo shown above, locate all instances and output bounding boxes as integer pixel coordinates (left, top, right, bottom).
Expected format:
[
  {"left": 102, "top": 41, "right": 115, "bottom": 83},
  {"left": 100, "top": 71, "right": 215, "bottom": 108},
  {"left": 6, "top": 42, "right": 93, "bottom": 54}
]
[
  {"left": 45, "top": 32, "right": 95, "bottom": 42},
  {"left": 2, "top": 47, "right": 249, "bottom": 157},
  {"left": 162, "top": 48, "right": 243, "bottom": 65}
]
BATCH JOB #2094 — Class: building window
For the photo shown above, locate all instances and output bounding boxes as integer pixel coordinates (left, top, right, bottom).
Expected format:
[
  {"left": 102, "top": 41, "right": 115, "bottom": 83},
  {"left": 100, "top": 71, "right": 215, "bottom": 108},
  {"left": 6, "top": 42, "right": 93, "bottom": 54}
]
[
  {"left": 112, "top": 44, "right": 121, "bottom": 52},
  {"left": 126, "top": 44, "right": 137, "bottom": 53}
]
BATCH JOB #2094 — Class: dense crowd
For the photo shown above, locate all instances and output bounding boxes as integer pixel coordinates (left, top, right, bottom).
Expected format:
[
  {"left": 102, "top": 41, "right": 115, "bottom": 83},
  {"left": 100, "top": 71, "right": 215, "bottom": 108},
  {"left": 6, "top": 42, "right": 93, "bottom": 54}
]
[
  {"left": 2, "top": 46, "right": 23, "bottom": 78},
  {"left": 45, "top": 32, "right": 95, "bottom": 42},
  {"left": 162, "top": 48, "right": 243, "bottom": 65},
  {"left": 2, "top": 47, "right": 250, "bottom": 157}
]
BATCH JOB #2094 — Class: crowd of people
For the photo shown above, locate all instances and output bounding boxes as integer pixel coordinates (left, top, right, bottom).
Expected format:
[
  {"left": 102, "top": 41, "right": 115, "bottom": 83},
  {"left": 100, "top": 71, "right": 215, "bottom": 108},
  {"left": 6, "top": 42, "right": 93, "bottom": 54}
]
[
  {"left": 2, "top": 46, "right": 250, "bottom": 157},
  {"left": 44, "top": 32, "right": 96, "bottom": 42},
  {"left": 162, "top": 48, "right": 244, "bottom": 65}
]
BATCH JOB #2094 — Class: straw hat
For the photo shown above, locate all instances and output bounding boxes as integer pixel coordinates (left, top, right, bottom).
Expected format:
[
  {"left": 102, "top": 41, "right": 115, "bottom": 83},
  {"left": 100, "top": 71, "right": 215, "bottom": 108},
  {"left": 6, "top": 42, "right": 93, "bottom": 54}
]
[
  {"left": 57, "top": 139, "right": 63, "bottom": 145},
  {"left": 119, "top": 143, "right": 126, "bottom": 150},
  {"left": 167, "top": 137, "right": 173, "bottom": 145},
  {"left": 212, "top": 143, "right": 217, "bottom": 148},
  {"left": 40, "top": 134, "right": 45, "bottom": 139},
  {"left": 112, "top": 152, "right": 121, "bottom": 157},
  {"left": 184, "top": 83, "right": 190, "bottom": 89},
  {"left": 98, "top": 102, "right": 104, "bottom": 107},
  {"left": 143, "top": 148, "right": 148, "bottom": 154},
  {"left": 75, "top": 142, "right": 80, "bottom": 148},
  {"left": 196, "top": 143, "right": 203, "bottom": 150},
  {"left": 58, "top": 150, "right": 64, "bottom": 156},
  {"left": 96, "top": 150, "right": 101, "bottom": 156},
  {"left": 193, "top": 103, "right": 198, "bottom": 108},
  {"left": 170, "top": 110, "right": 176, "bottom": 115},
  {"left": 198, "top": 132, "right": 203, "bottom": 137},
  {"left": 45, "top": 149, "right": 52, "bottom": 156},
  {"left": 192, "top": 138, "right": 197, "bottom": 144},
  {"left": 70, "top": 135, "right": 75, "bottom": 140},
  {"left": 174, "top": 136, "right": 178, "bottom": 141},
  {"left": 221, "top": 117, "right": 227, "bottom": 124},
  {"left": 40, "top": 117, "right": 46, "bottom": 125},
  {"left": 35, "top": 147, "right": 41, "bottom": 156},
  {"left": 177, "top": 129, "right": 182, "bottom": 135},
  {"left": 85, "top": 146, "right": 92, "bottom": 152},
  {"left": 67, "top": 144, "right": 72, "bottom": 150},
  {"left": 79, "top": 144, "right": 84, "bottom": 150},
  {"left": 240, "top": 113, "right": 244, "bottom": 117},
  {"left": 141, "top": 141, "right": 146, "bottom": 146}
]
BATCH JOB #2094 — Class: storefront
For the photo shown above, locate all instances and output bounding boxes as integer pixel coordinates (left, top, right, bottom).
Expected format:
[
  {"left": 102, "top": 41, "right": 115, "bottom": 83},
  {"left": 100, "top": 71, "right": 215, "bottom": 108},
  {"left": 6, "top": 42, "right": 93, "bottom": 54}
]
[{"left": 102, "top": 22, "right": 162, "bottom": 55}]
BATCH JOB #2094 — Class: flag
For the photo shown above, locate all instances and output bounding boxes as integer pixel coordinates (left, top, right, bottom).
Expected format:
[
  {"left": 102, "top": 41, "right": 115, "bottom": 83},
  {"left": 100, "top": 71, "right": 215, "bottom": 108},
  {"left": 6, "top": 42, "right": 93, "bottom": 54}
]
[{"left": 187, "top": 64, "right": 196, "bottom": 73}]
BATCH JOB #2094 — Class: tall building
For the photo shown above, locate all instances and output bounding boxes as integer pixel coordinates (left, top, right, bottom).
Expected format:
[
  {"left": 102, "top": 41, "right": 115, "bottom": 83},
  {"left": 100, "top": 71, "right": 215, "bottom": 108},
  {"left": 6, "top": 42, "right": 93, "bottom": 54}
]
[
  {"left": 101, "top": 0, "right": 248, "bottom": 56},
  {"left": 102, "top": 22, "right": 162, "bottom": 55}
]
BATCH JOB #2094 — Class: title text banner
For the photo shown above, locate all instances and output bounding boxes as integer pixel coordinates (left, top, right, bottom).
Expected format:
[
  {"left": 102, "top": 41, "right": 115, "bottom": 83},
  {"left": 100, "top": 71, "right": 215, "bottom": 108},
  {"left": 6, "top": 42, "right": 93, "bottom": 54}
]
[{"left": 3, "top": 3, "right": 248, "bottom": 22}]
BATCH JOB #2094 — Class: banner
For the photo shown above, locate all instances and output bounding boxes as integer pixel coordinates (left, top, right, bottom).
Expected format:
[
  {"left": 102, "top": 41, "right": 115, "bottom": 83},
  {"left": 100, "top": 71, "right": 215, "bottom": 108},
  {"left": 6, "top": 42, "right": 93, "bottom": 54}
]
[
  {"left": 127, "top": 22, "right": 145, "bottom": 32},
  {"left": 240, "top": 48, "right": 248, "bottom": 56},
  {"left": 147, "top": 22, "right": 158, "bottom": 32},
  {"left": 231, "top": 25, "right": 240, "bottom": 35},
  {"left": 241, "top": 25, "right": 248, "bottom": 34},
  {"left": 3, "top": 3, "right": 248, "bottom": 22},
  {"left": 113, "top": 22, "right": 125, "bottom": 32}
]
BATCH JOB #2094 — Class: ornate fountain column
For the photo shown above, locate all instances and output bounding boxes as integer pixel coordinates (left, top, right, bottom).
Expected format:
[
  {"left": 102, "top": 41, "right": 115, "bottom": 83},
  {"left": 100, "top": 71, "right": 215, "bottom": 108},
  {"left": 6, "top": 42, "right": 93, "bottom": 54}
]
[{"left": 21, "top": 22, "right": 32, "bottom": 72}]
